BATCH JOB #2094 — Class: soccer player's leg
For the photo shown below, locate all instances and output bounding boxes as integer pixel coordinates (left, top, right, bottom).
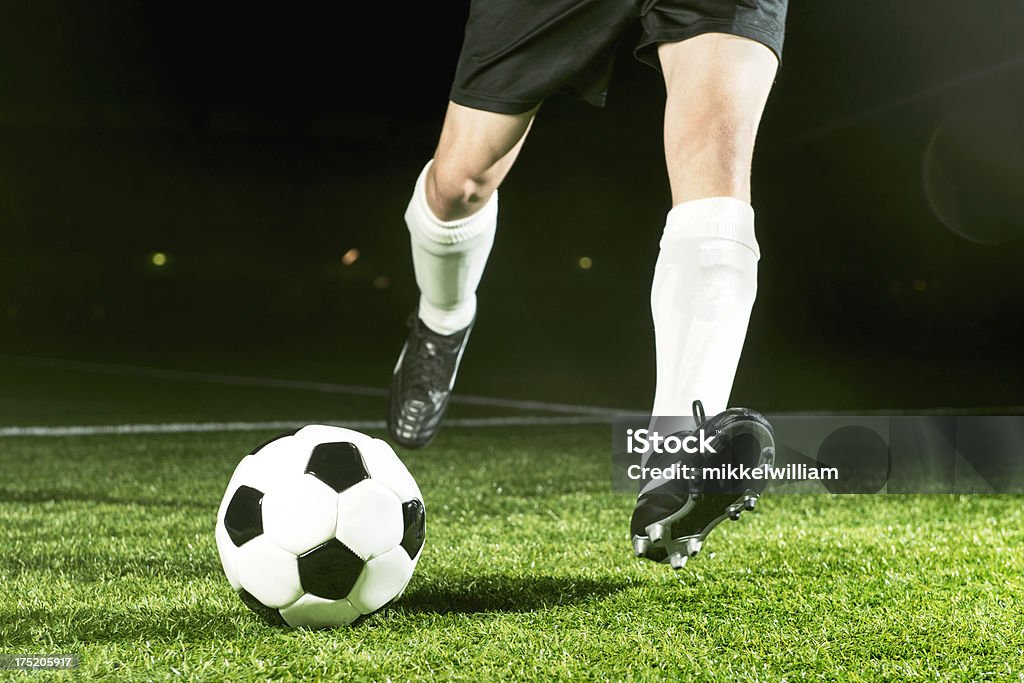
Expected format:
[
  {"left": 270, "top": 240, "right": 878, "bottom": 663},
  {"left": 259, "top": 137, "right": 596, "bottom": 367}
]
[
  {"left": 387, "top": 0, "right": 633, "bottom": 449},
  {"left": 388, "top": 102, "right": 537, "bottom": 449},
  {"left": 632, "top": 32, "right": 781, "bottom": 567}
]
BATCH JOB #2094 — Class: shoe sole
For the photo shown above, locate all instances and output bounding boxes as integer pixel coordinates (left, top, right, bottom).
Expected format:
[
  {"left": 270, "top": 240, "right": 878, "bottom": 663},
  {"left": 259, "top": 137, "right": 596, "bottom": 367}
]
[
  {"left": 632, "top": 416, "right": 775, "bottom": 570},
  {"left": 631, "top": 480, "right": 764, "bottom": 570}
]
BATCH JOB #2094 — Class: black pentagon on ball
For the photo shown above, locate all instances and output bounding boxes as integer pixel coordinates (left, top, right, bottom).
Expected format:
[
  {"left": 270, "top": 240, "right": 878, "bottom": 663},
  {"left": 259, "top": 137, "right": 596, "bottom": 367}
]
[
  {"left": 304, "top": 441, "right": 369, "bottom": 493},
  {"left": 238, "top": 589, "right": 286, "bottom": 627},
  {"left": 400, "top": 499, "right": 426, "bottom": 559},
  {"left": 297, "top": 539, "right": 365, "bottom": 600},
  {"left": 224, "top": 485, "right": 264, "bottom": 547}
]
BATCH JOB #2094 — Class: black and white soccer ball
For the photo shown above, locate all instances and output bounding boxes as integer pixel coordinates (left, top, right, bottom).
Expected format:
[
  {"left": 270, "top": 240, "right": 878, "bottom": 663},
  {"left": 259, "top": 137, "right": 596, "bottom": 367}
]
[{"left": 215, "top": 425, "right": 425, "bottom": 628}]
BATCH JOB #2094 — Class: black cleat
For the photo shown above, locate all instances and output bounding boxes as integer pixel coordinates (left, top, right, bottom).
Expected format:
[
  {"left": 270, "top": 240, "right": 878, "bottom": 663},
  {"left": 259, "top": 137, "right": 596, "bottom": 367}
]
[
  {"left": 630, "top": 400, "right": 775, "bottom": 569},
  {"left": 387, "top": 309, "right": 473, "bottom": 449}
]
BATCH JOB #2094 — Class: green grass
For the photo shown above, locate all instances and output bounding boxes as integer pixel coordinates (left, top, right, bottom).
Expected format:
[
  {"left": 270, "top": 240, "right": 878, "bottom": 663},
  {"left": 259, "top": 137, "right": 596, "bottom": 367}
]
[
  {"left": 1, "top": 361, "right": 1023, "bottom": 680},
  {"left": 2, "top": 434, "right": 1023, "bottom": 681}
]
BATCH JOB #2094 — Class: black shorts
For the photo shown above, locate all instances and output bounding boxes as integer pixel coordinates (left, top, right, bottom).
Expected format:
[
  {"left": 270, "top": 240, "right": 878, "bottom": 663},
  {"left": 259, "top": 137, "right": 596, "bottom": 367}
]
[{"left": 450, "top": 0, "right": 788, "bottom": 114}]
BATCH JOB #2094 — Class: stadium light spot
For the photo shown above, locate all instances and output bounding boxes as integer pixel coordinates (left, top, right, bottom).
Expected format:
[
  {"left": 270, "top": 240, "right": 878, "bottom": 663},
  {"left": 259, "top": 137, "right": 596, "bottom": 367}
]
[
  {"left": 578, "top": 256, "right": 593, "bottom": 270},
  {"left": 913, "top": 279, "right": 927, "bottom": 292},
  {"left": 373, "top": 276, "right": 391, "bottom": 290},
  {"left": 341, "top": 248, "right": 360, "bottom": 266},
  {"left": 151, "top": 252, "right": 168, "bottom": 267}
]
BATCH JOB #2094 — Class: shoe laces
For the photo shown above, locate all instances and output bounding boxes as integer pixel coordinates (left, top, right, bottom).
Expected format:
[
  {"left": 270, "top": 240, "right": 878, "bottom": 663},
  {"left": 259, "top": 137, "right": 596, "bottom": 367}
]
[{"left": 406, "top": 320, "right": 461, "bottom": 395}]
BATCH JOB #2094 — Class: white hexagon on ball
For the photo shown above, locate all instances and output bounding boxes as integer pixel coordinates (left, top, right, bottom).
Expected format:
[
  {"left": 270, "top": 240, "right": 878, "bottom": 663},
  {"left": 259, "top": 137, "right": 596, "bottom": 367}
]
[
  {"left": 280, "top": 593, "right": 361, "bottom": 629},
  {"left": 261, "top": 474, "right": 339, "bottom": 555},
  {"left": 346, "top": 546, "right": 415, "bottom": 614},
  {"left": 336, "top": 479, "right": 404, "bottom": 560},
  {"left": 248, "top": 436, "right": 312, "bottom": 482},
  {"left": 361, "top": 438, "right": 423, "bottom": 502},
  {"left": 235, "top": 535, "right": 303, "bottom": 609}
]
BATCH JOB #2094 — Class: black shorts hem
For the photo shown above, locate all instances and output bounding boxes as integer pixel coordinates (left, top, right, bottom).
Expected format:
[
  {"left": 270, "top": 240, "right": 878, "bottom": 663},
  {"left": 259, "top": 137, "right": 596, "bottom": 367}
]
[
  {"left": 635, "top": 19, "right": 785, "bottom": 72},
  {"left": 449, "top": 87, "right": 541, "bottom": 115}
]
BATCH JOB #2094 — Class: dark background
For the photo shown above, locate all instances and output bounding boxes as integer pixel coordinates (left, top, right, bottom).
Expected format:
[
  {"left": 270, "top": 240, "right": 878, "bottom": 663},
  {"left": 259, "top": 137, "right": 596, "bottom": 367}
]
[{"left": 1, "top": 2, "right": 1022, "bottom": 412}]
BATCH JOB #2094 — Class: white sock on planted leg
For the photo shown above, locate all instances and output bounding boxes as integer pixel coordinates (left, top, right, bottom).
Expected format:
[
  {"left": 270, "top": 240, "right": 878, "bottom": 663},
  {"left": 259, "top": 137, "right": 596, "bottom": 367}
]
[
  {"left": 405, "top": 160, "right": 497, "bottom": 335},
  {"left": 650, "top": 196, "right": 760, "bottom": 418}
]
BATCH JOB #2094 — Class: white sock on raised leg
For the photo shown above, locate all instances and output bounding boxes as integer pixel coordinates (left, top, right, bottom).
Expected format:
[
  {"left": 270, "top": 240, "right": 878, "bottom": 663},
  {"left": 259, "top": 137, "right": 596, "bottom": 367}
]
[{"left": 404, "top": 160, "right": 497, "bottom": 335}]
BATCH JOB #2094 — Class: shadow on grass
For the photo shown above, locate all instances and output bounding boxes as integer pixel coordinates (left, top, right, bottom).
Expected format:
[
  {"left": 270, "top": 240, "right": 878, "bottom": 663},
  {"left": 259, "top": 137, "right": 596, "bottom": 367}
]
[
  {"left": 395, "top": 572, "right": 637, "bottom": 615},
  {"left": 1, "top": 575, "right": 639, "bottom": 642}
]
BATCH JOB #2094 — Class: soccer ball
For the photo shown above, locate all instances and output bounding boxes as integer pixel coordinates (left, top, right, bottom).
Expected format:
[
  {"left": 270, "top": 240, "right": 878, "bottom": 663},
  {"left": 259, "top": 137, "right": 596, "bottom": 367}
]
[{"left": 215, "top": 425, "right": 425, "bottom": 628}]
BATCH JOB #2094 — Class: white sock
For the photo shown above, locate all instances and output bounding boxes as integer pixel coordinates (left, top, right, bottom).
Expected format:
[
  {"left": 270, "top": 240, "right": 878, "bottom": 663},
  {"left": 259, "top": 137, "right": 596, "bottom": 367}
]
[
  {"left": 651, "top": 197, "right": 760, "bottom": 418},
  {"left": 405, "top": 160, "right": 497, "bottom": 335}
]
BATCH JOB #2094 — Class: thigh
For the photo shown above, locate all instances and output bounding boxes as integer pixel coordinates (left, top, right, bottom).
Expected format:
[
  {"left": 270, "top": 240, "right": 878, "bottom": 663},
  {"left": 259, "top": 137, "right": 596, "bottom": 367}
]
[
  {"left": 658, "top": 32, "right": 779, "bottom": 203},
  {"left": 659, "top": 32, "right": 779, "bottom": 111}
]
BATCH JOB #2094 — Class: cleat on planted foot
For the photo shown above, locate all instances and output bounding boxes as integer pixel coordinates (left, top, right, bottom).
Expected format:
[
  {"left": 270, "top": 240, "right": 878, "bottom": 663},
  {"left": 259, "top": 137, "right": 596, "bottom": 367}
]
[
  {"left": 647, "top": 523, "right": 666, "bottom": 544},
  {"left": 631, "top": 399, "right": 775, "bottom": 568},
  {"left": 668, "top": 552, "right": 688, "bottom": 570}
]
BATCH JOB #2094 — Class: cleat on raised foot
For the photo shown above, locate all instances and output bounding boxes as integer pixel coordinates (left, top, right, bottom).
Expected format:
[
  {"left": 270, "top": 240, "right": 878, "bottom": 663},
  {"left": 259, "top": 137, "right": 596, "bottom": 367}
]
[
  {"left": 387, "top": 309, "right": 474, "bottom": 450},
  {"left": 630, "top": 399, "right": 775, "bottom": 568}
]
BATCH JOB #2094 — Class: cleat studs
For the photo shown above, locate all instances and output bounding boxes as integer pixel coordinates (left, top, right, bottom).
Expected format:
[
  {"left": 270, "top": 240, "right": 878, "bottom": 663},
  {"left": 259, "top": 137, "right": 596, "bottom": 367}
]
[
  {"left": 633, "top": 537, "right": 650, "bottom": 557},
  {"left": 648, "top": 524, "right": 666, "bottom": 543},
  {"left": 668, "top": 552, "right": 688, "bottom": 570},
  {"left": 685, "top": 538, "right": 702, "bottom": 557},
  {"left": 728, "top": 509, "right": 741, "bottom": 521},
  {"left": 743, "top": 498, "right": 756, "bottom": 511}
]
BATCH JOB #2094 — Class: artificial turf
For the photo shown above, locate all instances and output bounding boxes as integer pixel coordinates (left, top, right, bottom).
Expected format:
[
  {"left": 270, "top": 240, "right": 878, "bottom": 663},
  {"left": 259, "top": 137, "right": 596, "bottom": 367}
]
[{"left": 2, "top": 413, "right": 1023, "bottom": 681}]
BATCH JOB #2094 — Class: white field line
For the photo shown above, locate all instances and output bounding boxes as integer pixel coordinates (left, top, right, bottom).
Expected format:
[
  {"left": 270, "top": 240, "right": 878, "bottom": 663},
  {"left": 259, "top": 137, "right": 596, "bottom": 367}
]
[
  {"left": 0, "top": 355, "right": 635, "bottom": 416},
  {"left": 0, "top": 415, "right": 612, "bottom": 438}
]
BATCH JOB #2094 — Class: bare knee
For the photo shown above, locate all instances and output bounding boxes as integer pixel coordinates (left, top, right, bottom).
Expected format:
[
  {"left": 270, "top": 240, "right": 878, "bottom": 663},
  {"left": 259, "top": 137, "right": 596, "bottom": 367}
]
[
  {"left": 422, "top": 101, "right": 537, "bottom": 221},
  {"left": 666, "top": 110, "right": 756, "bottom": 202},
  {"left": 426, "top": 160, "right": 497, "bottom": 221}
]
